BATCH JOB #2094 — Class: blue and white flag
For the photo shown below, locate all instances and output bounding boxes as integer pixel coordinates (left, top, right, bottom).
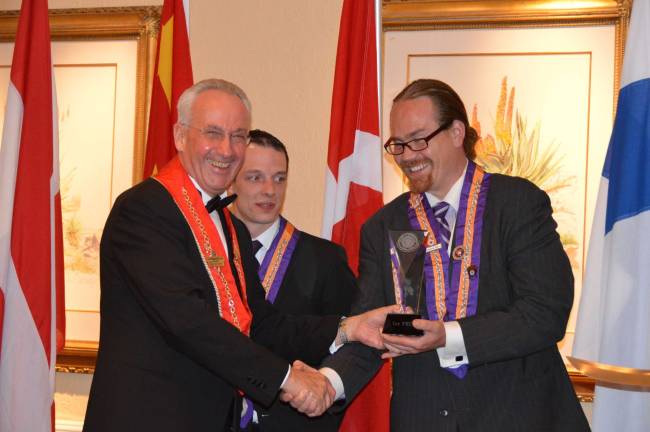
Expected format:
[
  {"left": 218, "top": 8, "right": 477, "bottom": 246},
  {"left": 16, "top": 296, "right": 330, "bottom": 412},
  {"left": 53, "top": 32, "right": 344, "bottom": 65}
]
[{"left": 572, "top": 1, "right": 650, "bottom": 430}]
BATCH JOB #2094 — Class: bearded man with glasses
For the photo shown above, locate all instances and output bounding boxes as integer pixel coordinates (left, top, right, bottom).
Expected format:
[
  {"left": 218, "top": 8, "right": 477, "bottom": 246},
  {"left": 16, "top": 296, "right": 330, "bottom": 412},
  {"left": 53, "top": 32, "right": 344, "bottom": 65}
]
[{"left": 320, "top": 79, "right": 589, "bottom": 431}]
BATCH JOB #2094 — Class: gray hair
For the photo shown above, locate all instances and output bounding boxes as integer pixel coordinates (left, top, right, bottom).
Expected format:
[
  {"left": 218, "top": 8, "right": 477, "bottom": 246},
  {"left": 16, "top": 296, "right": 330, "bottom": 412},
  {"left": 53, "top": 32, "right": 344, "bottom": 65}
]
[{"left": 176, "top": 78, "right": 252, "bottom": 125}]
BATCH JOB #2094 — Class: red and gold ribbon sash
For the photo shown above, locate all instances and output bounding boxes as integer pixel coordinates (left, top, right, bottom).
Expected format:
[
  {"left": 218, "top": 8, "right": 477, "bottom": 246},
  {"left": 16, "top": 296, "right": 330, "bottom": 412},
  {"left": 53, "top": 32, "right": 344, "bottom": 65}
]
[{"left": 154, "top": 157, "right": 252, "bottom": 335}]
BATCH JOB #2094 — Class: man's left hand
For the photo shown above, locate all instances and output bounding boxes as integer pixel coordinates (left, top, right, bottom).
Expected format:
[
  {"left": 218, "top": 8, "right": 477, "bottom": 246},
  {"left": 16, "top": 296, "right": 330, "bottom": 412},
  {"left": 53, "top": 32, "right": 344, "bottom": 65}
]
[
  {"left": 381, "top": 319, "right": 445, "bottom": 359},
  {"left": 343, "top": 304, "right": 403, "bottom": 349}
]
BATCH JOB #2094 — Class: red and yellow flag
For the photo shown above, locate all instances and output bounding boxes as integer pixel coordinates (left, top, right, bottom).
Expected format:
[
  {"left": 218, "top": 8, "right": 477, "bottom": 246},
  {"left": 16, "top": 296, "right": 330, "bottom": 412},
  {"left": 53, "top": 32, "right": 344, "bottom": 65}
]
[{"left": 142, "top": 0, "right": 193, "bottom": 178}]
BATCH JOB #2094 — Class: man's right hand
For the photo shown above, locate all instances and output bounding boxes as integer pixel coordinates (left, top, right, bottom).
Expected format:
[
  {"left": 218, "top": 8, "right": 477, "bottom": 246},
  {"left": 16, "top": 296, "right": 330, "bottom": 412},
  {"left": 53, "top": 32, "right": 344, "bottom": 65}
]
[
  {"left": 381, "top": 318, "right": 446, "bottom": 358},
  {"left": 279, "top": 360, "right": 335, "bottom": 417}
]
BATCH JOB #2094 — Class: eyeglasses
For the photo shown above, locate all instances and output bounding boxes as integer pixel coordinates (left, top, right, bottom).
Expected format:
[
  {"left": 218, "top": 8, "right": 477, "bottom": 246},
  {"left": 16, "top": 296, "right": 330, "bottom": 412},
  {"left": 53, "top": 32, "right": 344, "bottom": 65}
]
[
  {"left": 383, "top": 121, "right": 452, "bottom": 155},
  {"left": 181, "top": 123, "right": 250, "bottom": 146}
]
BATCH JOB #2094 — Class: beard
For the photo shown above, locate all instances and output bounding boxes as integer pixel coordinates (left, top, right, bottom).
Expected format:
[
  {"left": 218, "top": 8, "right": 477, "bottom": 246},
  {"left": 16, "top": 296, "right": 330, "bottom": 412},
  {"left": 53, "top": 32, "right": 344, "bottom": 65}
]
[
  {"left": 400, "top": 159, "right": 433, "bottom": 193},
  {"left": 407, "top": 175, "right": 432, "bottom": 193}
]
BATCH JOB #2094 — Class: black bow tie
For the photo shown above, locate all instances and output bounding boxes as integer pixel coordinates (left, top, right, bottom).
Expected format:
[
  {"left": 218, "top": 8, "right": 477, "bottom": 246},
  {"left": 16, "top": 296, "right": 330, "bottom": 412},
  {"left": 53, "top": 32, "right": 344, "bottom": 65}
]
[{"left": 205, "top": 194, "right": 237, "bottom": 213}]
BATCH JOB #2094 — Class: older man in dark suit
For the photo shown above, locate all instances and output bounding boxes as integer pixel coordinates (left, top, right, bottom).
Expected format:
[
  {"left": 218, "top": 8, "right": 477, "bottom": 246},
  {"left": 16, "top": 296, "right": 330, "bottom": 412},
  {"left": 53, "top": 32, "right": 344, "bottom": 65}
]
[
  {"left": 83, "top": 79, "right": 394, "bottom": 432},
  {"left": 230, "top": 129, "right": 356, "bottom": 431},
  {"left": 321, "top": 79, "right": 590, "bottom": 431}
]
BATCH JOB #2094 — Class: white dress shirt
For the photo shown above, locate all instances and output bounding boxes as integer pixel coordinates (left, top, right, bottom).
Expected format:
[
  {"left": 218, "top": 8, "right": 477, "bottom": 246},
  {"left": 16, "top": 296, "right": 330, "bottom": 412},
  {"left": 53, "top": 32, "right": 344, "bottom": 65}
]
[
  {"left": 188, "top": 177, "right": 229, "bottom": 257},
  {"left": 253, "top": 218, "right": 281, "bottom": 263}
]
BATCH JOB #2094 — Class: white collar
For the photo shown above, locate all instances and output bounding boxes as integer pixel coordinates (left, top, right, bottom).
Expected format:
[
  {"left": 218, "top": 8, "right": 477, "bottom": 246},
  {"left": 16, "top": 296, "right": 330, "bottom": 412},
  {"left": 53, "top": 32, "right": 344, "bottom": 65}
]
[
  {"left": 187, "top": 176, "right": 230, "bottom": 257},
  {"left": 424, "top": 160, "right": 468, "bottom": 213},
  {"left": 254, "top": 218, "right": 281, "bottom": 251}
]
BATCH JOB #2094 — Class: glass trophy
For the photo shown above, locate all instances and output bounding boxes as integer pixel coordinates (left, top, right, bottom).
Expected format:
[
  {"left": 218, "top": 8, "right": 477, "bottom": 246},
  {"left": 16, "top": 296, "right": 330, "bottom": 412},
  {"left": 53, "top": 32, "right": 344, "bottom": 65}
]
[{"left": 382, "top": 229, "right": 426, "bottom": 336}]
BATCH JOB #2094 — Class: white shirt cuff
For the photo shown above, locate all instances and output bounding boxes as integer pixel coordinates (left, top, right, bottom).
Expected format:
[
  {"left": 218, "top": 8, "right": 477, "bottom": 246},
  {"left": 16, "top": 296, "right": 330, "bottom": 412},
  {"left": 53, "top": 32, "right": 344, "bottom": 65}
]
[
  {"left": 436, "top": 321, "right": 469, "bottom": 368},
  {"left": 319, "top": 367, "right": 345, "bottom": 401},
  {"left": 329, "top": 340, "right": 343, "bottom": 354},
  {"left": 279, "top": 364, "right": 291, "bottom": 388}
]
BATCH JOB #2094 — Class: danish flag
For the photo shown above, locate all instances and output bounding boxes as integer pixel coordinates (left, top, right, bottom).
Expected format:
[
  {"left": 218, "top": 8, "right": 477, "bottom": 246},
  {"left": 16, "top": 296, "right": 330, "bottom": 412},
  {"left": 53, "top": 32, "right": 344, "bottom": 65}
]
[{"left": 321, "top": 1, "right": 389, "bottom": 431}]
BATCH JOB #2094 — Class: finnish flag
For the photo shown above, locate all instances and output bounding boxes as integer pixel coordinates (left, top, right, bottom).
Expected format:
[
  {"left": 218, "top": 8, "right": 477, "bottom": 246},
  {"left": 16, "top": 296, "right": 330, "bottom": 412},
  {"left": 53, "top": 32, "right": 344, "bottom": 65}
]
[{"left": 572, "top": 1, "right": 650, "bottom": 430}]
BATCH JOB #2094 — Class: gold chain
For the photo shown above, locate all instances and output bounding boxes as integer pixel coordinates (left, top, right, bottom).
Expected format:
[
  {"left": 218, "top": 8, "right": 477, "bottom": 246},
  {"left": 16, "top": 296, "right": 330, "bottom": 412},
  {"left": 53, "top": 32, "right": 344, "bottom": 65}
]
[{"left": 181, "top": 187, "right": 240, "bottom": 330}]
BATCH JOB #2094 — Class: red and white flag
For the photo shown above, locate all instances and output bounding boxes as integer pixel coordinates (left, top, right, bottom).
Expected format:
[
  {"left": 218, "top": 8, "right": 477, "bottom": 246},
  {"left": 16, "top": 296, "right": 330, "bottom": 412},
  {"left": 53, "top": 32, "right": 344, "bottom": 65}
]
[
  {"left": 322, "top": 0, "right": 384, "bottom": 272},
  {"left": 321, "top": 1, "right": 389, "bottom": 430},
  {"left": 0, "top": 0, "right": 64, "bottom": 430},
  {"left": 142, "top": 0, "right": 193, "bottom": 178}
]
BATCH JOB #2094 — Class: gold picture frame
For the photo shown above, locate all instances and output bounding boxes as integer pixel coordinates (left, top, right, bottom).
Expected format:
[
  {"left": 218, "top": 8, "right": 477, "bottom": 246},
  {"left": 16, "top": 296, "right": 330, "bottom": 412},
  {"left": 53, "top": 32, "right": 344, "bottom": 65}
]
[
  {"left": 381, "top": 0, "right": 633, "bottom": 403},
  {"left": 0, "top": 6, "right": 160, "bottom": 373},
  {"left": 383, "top": 0, "right": 630, "bottom": 109}
]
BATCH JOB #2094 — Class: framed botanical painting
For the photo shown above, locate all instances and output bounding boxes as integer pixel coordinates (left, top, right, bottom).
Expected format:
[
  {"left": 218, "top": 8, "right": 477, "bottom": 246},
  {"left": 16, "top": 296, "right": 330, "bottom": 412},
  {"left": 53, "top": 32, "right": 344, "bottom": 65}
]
[
  {"left": 0, "top": 6, "right": 159, "bottom": 372},
  {"left": 381, "top": 0, "right": 632, "bottom": 401}
]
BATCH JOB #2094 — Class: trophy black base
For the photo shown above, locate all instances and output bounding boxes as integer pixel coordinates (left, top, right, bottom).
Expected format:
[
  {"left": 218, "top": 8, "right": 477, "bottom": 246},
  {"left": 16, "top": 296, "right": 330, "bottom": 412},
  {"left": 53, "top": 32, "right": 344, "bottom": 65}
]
[{"left": 383, "top": 313, "right": 423, "bottom": 336}]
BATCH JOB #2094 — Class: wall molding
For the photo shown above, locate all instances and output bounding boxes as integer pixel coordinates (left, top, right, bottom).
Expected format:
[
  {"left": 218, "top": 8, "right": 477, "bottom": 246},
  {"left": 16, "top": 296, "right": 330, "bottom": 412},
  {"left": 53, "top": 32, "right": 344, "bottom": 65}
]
[{"left": 56, "top": 419, "right": 83, "bottom": 432}]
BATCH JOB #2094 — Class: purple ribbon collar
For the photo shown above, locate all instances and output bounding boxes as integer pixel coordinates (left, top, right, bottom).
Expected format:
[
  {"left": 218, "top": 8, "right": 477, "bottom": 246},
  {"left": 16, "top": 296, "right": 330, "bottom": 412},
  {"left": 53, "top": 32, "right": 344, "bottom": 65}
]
[
  {"left": 258, "top": 217, "right": 300, "bottom": 304},
  {"left": 406, "top": 161, "right": 491, "bottom": 378}
]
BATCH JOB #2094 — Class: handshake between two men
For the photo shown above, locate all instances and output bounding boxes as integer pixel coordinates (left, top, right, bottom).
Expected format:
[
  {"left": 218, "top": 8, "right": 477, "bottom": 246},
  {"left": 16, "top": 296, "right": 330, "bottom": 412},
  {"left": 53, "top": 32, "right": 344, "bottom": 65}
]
[{"left": 276, "top": 304, "right": 448, "bottom": 417}]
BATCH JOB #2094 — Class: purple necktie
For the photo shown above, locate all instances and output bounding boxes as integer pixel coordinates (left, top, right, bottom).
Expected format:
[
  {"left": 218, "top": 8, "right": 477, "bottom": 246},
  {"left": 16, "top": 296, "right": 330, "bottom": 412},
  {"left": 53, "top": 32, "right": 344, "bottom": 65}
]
[{"left": 432, "top": 201, "right": 451, "bottom": 249}]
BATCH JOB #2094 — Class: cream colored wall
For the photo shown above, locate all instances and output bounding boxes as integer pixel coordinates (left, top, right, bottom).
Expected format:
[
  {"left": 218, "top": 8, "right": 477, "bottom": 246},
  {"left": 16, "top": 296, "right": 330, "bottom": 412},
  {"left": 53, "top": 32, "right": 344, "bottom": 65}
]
[
  {"left": 2, "top": 0, "right": 160, "bottom": 9},
  {"left": 1, "top": 0, "right": 343, "bottom": 427},
  {"left": 191, "top": 0, "right": 343, "bottom": 235},
  {"left": 4, "top": 0, "right": 343, "bottom": 236}
]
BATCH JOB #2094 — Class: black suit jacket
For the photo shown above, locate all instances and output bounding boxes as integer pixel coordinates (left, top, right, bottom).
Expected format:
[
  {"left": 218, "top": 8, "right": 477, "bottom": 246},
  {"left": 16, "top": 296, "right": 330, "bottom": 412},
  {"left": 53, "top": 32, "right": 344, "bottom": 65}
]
[
  {"left": 83, "top": 179, "right": 339, "bottom": 432},
  {"left": 323, "top": 174, "right": 590, "bottom": 432},
  {"left": 254, "top": 231, "right": 356, "bottom": 432}
]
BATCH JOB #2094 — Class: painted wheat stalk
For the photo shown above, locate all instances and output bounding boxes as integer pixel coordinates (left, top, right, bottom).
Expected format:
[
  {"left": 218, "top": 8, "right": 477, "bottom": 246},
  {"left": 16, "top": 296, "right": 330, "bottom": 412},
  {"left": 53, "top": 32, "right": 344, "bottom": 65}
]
[{"left": 471, "top": 76, "right": 579, "bottom": 270}]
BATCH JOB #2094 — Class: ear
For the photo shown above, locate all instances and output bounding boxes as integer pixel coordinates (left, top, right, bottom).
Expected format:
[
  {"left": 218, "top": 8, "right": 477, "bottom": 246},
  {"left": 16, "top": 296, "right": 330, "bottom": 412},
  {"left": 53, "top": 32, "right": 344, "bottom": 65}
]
[
  {"left": 173, "top": 123, "right": 185, "bottom": 151},
  {"left": 228, "top": 178, "right": 238, "bottom": 194},
  {"left": 449, "top": 119, "right": 466, "bottom": 149}
]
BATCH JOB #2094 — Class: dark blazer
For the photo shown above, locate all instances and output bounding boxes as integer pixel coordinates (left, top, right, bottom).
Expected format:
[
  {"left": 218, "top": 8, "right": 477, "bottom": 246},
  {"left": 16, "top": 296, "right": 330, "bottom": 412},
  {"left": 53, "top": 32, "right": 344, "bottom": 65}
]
[
  {"left": 83, "top": 179, "right": 339, "bottom": 432},
  {"left": 254, "top": 231, "right": 356, "bottom": 432},
  {"left": 323, "top": 174, "right": 590, "bottom": 432}
]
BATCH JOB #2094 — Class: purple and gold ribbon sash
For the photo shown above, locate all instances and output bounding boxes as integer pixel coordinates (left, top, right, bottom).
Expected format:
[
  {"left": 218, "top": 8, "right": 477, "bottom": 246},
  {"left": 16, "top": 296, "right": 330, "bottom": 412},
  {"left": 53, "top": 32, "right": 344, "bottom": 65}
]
[
  {"left": 154, "top": 156, "right": 252, "bottom": 335},
  {"left": 407, "top": 193, "right": 449, "bottom": 321},
  {"left": 405, "top": 162, "right": 490, "bottom": 379},
  {"left": 258, "top": 217, "right": 301, "bottom": 304},
  {"left": 406, "top": 161, "right": 490, "bottom": 323},
  {"left": 450, "top": 163, "right": 489, "bottom": 320}
]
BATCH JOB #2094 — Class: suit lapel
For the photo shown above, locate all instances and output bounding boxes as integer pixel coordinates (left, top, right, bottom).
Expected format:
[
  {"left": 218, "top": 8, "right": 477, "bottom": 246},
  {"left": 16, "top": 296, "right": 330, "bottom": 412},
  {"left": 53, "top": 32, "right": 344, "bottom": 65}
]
[{"left": 216, "top": 208, "right": 244, "bottom": 297}]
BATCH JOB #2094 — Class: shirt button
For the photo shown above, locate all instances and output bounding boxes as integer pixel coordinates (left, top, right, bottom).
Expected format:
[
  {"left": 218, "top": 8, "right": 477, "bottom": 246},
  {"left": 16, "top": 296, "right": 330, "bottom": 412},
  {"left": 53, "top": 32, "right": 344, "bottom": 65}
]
[{"left": 439, "top": 409, "right": 449, "bottom": 417}]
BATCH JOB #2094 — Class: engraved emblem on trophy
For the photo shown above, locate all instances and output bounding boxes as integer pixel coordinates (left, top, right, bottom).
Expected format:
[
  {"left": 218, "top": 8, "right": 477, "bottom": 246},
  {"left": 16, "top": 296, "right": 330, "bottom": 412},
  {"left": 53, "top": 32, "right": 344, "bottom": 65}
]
[{"left": 383, "top": 229, "right": 427, "bottom": 336}]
